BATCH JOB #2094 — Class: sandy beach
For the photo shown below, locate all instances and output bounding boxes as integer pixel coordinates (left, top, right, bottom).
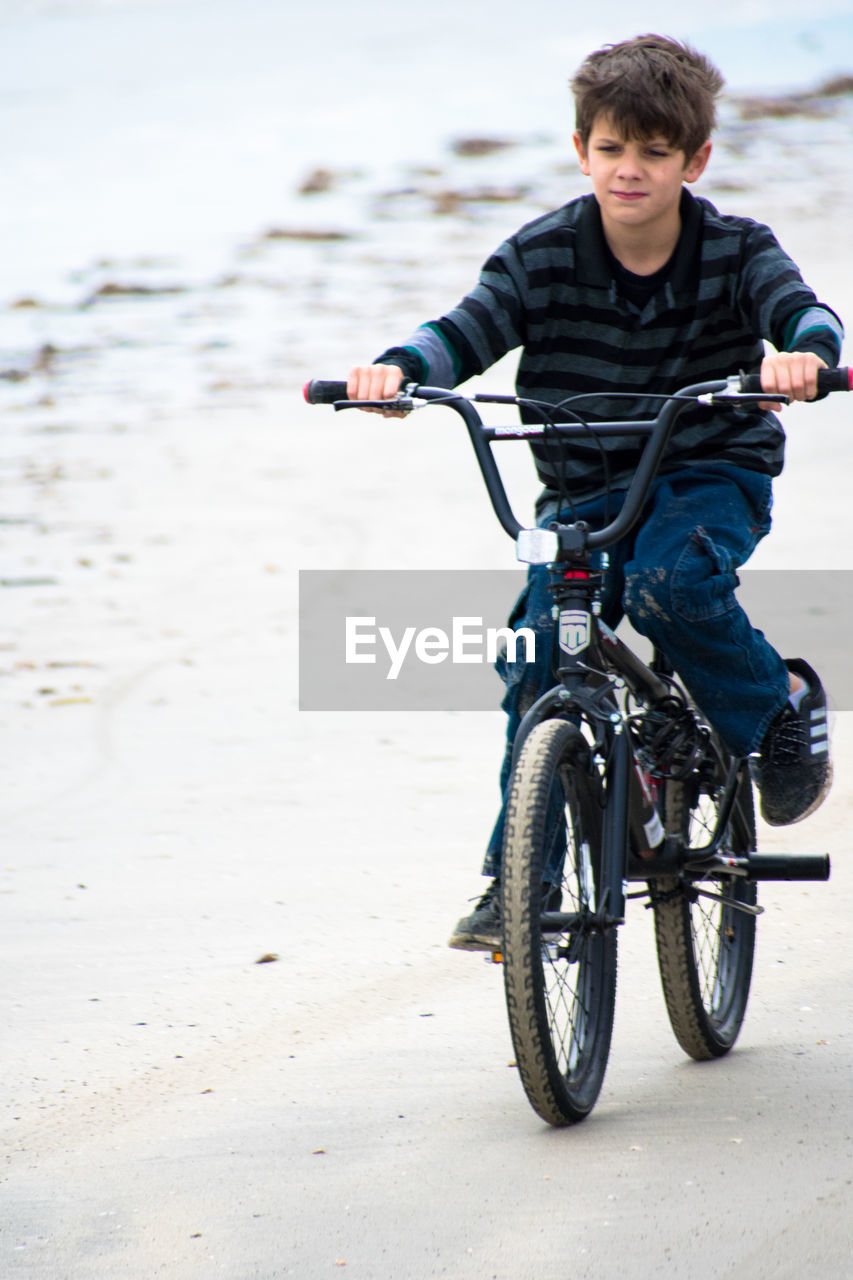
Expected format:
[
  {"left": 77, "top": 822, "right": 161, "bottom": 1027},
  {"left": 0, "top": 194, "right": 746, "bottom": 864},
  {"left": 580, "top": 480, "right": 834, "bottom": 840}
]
[{"left": 3, "top": 3, "right": 853, "bottom": 1275}]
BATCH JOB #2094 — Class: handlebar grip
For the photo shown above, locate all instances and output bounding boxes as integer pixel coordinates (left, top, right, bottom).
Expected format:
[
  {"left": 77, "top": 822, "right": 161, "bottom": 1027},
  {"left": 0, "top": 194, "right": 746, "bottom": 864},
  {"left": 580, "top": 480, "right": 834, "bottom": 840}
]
[
  {"left": 740, "top": 367, "right": 851, "bottom": 395},
  {"left": 304, "top": 379, "right": 349, "bottom": 404},
  {"left": 816, "top": 366, "right": 852, "bottom": 392}
]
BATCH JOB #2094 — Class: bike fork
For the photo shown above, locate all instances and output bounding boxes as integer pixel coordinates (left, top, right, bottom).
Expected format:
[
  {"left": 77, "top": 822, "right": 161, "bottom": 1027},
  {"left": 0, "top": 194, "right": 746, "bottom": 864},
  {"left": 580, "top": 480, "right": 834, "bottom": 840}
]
[{"left": 600, "top": 724, "right": 630, "bottom": 926}]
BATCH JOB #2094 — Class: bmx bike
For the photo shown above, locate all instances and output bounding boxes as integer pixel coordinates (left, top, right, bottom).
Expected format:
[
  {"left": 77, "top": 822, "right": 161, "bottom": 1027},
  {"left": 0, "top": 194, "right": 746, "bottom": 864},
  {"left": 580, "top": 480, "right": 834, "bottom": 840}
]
[{"left": 305, "top": 366, "right": 850, "bottom": 1125}]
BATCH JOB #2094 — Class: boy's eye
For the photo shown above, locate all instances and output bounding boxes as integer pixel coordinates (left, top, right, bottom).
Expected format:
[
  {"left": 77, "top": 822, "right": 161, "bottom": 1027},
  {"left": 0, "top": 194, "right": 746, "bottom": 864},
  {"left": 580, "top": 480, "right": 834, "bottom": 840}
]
[{"left": 593, "top": 142, "right": 670, "bottom": 157}]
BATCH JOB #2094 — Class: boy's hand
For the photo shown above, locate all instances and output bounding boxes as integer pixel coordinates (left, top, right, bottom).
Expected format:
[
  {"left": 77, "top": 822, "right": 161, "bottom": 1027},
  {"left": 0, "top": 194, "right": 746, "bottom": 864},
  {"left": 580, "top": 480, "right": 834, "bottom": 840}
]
[
  {"left": 759, "top": 352, "right": 828, "bottom": 410},
  {"left": 347, "top": 364, "right": 407, "bottom": 417}
]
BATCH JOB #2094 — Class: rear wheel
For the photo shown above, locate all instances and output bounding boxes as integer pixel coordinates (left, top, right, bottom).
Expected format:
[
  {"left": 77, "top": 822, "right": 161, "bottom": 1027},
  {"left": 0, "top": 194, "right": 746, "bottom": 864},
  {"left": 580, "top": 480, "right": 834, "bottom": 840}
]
[
  {"left": 653, "top": 740, "right": 757, "bottom": 1059},
  {"left": 502, "top": 719, "right": 617, "bottom": 1125}
]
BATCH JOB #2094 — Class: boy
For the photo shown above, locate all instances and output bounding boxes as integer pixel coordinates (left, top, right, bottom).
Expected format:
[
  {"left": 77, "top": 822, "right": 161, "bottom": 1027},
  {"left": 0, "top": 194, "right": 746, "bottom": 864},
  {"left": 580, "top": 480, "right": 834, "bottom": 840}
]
[{"left": 347, "top": 35, "right": 844, "bottom": 950}]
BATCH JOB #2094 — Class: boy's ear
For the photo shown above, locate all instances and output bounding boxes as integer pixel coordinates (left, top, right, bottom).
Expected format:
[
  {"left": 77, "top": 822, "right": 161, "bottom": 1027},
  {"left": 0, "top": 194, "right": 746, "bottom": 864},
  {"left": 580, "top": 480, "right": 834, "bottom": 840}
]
[
  {"left": 573, "top": 131, "right": 591, "bottom": 176},
  {"left": 684, "top": 140, "right": 712, "bottom": 183}
]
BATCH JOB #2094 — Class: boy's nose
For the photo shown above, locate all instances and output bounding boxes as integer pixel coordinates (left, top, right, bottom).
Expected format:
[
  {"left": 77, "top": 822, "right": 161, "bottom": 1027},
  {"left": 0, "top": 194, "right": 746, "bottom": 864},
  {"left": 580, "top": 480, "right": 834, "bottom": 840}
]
[{"left": 616, "top": 152, "right": 643, "bottom": 179}]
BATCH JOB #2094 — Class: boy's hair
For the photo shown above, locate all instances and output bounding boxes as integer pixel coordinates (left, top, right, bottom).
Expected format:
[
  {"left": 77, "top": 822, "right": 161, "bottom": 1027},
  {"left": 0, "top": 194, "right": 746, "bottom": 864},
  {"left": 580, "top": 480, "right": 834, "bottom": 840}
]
[{"left": 571, "top": 34, "right": 724, "bottom": 159}]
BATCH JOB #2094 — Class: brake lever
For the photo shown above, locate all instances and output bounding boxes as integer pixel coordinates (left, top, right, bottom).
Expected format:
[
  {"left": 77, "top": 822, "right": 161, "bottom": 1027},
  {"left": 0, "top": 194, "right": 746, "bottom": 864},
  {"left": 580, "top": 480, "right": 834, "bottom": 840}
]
[
  {"left": 697, "top": 391, "right": 790, "bottom": 406},
  {"left": 333, "top": 396, "right": 416, "bottom": 414},
  {"left": 698, "top": 374, "right": 789, "bottom": 407}
]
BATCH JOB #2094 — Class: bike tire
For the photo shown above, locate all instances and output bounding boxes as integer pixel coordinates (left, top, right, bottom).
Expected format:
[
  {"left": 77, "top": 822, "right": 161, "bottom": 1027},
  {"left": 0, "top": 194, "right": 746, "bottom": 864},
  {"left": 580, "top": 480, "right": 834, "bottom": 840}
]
[
  {"left": 653, "top": 740, "right": 757, "bottom": 1060},
  {"left": 502, "top": 718, "right": 617, "bottom": 1125}
]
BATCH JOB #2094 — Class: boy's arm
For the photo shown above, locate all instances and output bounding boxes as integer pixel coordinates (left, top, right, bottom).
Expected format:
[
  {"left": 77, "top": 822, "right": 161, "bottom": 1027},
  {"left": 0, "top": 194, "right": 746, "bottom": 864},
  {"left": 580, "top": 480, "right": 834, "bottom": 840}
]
[
  {"left": 348, "top": 236, "right": 528, "bottom": 411},
  {"left": 737, "top": 223, "right": 844, "bottom": 405},
  {"left": 346, "top": 319, "right": 474, "bottom": 413}
]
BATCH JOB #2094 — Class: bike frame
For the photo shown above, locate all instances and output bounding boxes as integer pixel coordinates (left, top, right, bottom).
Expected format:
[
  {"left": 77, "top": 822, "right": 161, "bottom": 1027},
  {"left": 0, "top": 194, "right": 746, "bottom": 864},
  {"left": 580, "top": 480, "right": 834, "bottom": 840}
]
[
  {"left": 321, "top": 374, "right": 834, "bottom": 911},
  {"left": 403, "top": 380, "right": 831, "bottom": 909},
  {"left": 308, "top": 366, "right": 847, "bottom": 1120}
]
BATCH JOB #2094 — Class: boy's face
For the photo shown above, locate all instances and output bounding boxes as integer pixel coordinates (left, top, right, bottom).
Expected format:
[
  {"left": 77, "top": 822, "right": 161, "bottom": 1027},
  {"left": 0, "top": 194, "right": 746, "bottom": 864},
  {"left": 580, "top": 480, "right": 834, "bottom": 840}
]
[{"left": 573, "top": 114, "right": 711, "bottom": 238}]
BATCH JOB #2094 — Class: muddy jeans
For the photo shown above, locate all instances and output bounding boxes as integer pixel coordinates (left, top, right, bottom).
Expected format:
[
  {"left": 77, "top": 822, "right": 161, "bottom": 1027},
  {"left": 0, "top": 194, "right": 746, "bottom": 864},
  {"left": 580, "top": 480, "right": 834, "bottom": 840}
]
[{"left": 482, "top": 463, "right": 790, "bottom": 877}]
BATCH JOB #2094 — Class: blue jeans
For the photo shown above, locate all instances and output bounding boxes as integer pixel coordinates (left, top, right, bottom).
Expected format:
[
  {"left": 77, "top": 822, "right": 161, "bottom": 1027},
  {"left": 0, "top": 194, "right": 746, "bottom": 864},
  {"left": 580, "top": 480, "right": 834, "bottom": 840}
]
[{"left": 483, "top": 464, "right": 790, "bottom": 877}]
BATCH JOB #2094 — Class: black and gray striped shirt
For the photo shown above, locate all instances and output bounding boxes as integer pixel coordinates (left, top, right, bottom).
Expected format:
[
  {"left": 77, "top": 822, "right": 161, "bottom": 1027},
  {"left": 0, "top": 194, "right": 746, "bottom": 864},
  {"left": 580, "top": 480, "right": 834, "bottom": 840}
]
[{"left": 377, "top": 190, "right": 843, "bottom": 503}]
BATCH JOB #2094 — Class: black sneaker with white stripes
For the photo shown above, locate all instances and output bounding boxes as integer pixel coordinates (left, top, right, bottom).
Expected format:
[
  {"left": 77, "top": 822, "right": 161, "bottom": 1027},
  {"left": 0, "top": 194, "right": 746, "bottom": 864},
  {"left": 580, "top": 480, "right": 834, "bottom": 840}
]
[{"left": 751, "top": 659, "right": 832, "bottom": 827}]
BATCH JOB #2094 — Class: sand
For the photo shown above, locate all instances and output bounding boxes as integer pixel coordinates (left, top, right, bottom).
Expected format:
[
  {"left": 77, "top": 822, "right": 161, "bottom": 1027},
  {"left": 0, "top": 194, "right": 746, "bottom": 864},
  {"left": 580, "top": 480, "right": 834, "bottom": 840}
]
[{"left": 2, "top": 53, "right": 853, "bottom": 1280}]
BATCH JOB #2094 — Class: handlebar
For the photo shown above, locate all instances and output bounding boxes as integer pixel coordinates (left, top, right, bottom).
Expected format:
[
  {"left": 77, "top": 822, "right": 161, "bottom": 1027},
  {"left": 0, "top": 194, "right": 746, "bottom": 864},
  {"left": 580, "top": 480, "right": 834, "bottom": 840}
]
[
  {"left": 306, "top": 369, "right": 852, "bottom": 405},
  {"left": 304, "top": 369, "right": 850, "bottom": 554}
]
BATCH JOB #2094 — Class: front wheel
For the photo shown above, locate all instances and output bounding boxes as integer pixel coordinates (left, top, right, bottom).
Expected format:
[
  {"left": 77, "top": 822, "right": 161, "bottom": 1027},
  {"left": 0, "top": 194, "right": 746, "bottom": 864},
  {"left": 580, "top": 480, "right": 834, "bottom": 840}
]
[
  {"left": 653, "top": 741, "right": 757, "bottom": 1059},
  {"left": 502, "top": 719, "right": 617, "bottom": 1125}
]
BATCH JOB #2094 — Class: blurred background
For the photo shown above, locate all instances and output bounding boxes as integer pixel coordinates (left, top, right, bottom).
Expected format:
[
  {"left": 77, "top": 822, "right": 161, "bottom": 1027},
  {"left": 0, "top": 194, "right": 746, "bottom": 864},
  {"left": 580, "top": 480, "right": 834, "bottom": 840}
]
[{"left": 2, "top": 0, "right": 852, "bottom": 415}]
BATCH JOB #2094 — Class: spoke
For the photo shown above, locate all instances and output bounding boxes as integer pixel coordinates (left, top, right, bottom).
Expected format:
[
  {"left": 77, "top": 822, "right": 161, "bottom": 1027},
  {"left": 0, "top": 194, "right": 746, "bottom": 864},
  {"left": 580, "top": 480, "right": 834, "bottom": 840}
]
[
  {"left": 545, "top": 954, "right": 592, "bottom": 1075},
  {"left": 681, "top": 779, "right": 742, "bottom": 1016},
  {"left": 540, "top": 800, "right": 599, "bottom": 1077},
  {"left": 688, "top": 860, "right": 741, "bottom": 1016},
  {"left": 655, "top": 743, "right": 755, "bottom": 1059}
]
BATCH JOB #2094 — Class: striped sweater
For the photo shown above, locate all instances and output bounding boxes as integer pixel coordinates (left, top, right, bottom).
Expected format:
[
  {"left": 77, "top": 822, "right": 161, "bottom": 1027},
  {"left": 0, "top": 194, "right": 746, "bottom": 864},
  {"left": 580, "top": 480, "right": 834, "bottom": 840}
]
[{"left": 376, "top": 190, "right": 843, "bottom": 503}]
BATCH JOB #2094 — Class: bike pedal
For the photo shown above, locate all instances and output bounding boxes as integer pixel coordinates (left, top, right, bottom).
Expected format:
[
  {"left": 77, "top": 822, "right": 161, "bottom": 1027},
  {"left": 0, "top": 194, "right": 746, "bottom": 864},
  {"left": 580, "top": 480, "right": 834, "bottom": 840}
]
[{"left": 487, "top": 950, "right": 503, "bottom": 965}]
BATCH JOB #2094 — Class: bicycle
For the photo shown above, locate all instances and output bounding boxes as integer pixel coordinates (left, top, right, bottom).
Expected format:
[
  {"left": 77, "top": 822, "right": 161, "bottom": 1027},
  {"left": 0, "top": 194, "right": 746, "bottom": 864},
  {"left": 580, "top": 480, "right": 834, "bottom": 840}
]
[{"left": 305, "top": 366, "right": 851, "bottom": 1126}]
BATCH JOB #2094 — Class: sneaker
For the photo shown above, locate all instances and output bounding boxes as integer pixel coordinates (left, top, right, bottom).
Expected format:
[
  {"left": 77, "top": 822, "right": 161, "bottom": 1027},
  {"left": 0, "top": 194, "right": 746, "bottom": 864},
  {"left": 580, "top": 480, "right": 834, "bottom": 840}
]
[
  {"left": 448, "top": 880, "right": 501, "bottom": 952},
  {"left": 751, "top": 659, "right": 832, "bottom": 827},
  {"left": 447, "top": 880, "right": 564, "bottom": 952}
]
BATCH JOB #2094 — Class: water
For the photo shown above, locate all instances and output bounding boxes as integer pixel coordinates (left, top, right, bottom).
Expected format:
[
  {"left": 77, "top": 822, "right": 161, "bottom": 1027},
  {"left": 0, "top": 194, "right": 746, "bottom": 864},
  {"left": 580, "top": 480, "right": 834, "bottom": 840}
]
[
  {"left": 3, "top": 0, "right": 853, "bottom": 302},
  {"left": 0, "top": 0, "right": 851, "bottom": 440}
]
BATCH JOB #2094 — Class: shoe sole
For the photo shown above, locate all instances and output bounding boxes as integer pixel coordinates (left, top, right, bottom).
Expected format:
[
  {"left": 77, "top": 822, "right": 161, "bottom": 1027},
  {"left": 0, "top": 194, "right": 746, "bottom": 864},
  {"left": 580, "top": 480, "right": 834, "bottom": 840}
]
[
  {"left": 760, "top": 760, "right": 833, "bottom": 827},
  {"left": 447, "top": 931, "right": 501, "bottom": 952},
  {"left": 447, "top": 923, "right": 563, "bottom": 952}
]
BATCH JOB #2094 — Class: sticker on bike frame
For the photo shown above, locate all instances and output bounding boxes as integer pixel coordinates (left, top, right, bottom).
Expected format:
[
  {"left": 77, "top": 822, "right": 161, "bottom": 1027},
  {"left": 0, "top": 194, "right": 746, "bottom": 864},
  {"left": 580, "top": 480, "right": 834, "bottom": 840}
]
[{"left": 558, "top": 609, "right": 591, "bottom": 656}]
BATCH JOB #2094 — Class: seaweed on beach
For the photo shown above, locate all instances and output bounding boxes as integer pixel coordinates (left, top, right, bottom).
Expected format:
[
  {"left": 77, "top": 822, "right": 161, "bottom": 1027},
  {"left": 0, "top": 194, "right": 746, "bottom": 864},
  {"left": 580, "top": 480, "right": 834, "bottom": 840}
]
[
  {"left": 261, "top": 227, "right": 355, "bottom": 243},
  {"left": 449, "top": 137, "right": 517, "bottom": 157},
  {"left": 733, "top": 72, "right": 853, "bottom": 120},
  {"left": 82, "top": 281, "right": 189, "bottom": 306}
]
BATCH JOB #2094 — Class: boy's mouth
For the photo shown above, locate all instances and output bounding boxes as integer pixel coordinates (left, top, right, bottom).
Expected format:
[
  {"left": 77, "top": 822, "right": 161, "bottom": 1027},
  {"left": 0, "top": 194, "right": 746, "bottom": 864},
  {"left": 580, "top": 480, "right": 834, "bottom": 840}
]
[{"left": 611, "top": 190, "right": 647, "bottom": 201}]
